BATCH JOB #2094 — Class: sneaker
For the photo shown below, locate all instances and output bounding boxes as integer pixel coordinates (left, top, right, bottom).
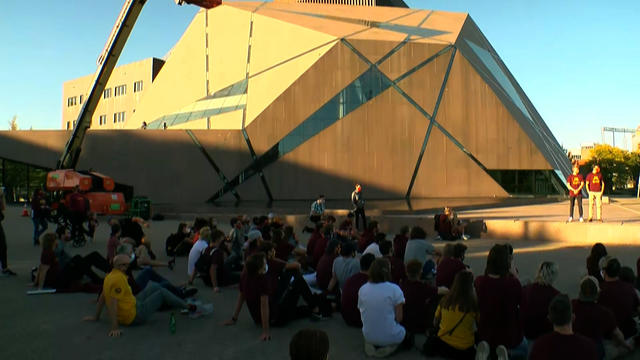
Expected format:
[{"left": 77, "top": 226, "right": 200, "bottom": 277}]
[
  {"left": 462, "top": 234, "right": 470, "bottom": 241},
  {"left": 189, "top": 303, "right": 213, "bottom": 319},
  {"left": 475, "top": 341, "right": 490, "bottom": 360},
  {"left": 496, "top": 345, "right": 509, "bottom": 360},
  {"left": 567, "top": 217, "right": 573, "bottom": 222},
  {"left": 2, "top": 269, "right": 16, "bottom": 276},
  {"left": 587, "top": 218, "right": 593, "bottom": 222},
  {"left": 579, "top": 217, "right": 584, "bottom": 223}
]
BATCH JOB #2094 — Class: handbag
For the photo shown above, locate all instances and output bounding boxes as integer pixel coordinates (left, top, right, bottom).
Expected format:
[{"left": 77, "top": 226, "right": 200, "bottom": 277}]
[{"left": 422, "top": 312, "right": 468, "bottom": 356}]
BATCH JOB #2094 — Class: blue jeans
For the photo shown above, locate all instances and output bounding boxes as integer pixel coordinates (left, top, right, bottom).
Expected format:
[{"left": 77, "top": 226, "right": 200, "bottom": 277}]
[
  {"left": 135, "top": 267, "right": 183, "bottom": 298},
  {"left": 133, "top": 282, "right": 186, "bottom": 324},
  {"left": 32, "top": 215, "right": 48, "bottom": 245}
]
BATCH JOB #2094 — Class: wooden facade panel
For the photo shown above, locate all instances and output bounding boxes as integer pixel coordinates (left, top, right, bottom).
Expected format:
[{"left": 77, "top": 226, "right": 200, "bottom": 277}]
[
  {"left": 437, "top": 54, "right": 551, "bottom": 170},
  {"left": 394, "top": 47, "right": 452, "bottom": 117},
  {"left": 378, "top": 42, "right": 448, "bottom": 81},
  {"left": 245, "top": 42, "right": 369, "bottom": 155},
  {"left": 347, "top": 39, "right": 404, "bottom": 64},
  {"left": 263, "top": 87, "right": 428, "bottom": 200},
  {"left": 411, "top": 127, "right": 508, "bottom": 198}
]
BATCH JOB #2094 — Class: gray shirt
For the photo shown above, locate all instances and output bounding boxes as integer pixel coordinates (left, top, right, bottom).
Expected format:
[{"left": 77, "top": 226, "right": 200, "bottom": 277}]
[
  {"left": 332, "top": 256, "right": 360, "bottom": 291},
  {"left": 403, "top": 238, "right": 434, "bottom": 265}
]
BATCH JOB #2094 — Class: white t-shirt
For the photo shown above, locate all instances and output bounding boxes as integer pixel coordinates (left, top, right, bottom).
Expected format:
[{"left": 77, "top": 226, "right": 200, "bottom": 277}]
[
  {"left": 363, "top": 243, "right": 382, "bottom": 258},
  {"left": 358, "top": 282, "right": 406, "bottom": 346},
  {"left": 187, "top": 239, "right": 208, "bottom": 276}
]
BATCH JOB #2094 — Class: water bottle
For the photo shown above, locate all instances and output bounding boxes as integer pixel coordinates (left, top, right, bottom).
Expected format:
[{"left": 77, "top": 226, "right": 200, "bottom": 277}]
[{"left": 169, "top": 312, "right": 176, "bottom": 334}]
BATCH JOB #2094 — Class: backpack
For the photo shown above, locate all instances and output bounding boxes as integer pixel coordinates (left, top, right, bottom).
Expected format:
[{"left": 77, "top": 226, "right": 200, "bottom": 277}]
[{"left": 195, "top": 247, "right": 217, "bottom": 274}]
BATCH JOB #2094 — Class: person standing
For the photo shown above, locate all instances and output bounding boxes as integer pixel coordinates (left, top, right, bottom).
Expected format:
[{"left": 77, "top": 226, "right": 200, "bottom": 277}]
[
  {"left": 586, "top": 165, "right": 604, "bottom": 222},
  {"left": 0, "top": 187, "right": 16, "bottom": 276},
  {"left": 351, "top": 184, "right": 366, "bottom": 231},
  {"left": 310, "top": 195, "right": 326, "bottom": 222},
  {"left": 31, "top": 189, "right": 49, "bottom": 246},
  {"left": 566, "top": 166, "right": 584, "bottom": 222}
]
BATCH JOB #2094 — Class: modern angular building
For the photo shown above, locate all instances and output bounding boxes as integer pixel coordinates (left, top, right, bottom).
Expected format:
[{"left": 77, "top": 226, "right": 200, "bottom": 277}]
[{"left": 2, "top": 1, "right": 570, "bottom": 205}]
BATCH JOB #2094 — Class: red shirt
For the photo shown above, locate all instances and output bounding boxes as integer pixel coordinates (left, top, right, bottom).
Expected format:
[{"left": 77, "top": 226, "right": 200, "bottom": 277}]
[
  {"left": 306, "top": 231, "right": 321, "bottom": 257},
  {"left": 567, "top": 174, "right": 584, "bottom": 196},
  {"left": 392, "top": 234, "right": 408, "bottom": 261},
  {"left": 68, "top": 192, "right": 87, "bottom": 213},
  {"left": 266, "top": 258, "right": 286, "bottom": 294},
  {"left": 598, "top": 280, "right": 640, "bottom": 338},
  {"left": 275, "top": 242, "right": 294, "bottom": 262},
  {"left": 312, "top": 236, "right": 328, "bottom": 267},
  {"left": 529, "top": 332, "right": 597, "bottom": 360},
  {"left": 341, "top": 272, "right": 368, "bottom": 327},
  {"left": 586, "top": 172, "right": 603, "bottom": 192},
  {"left": 239, "top": 272, "right": 273, "bottom": 324},
  {"left": 521, "top": 283, "right": 560, "bottom": 339},
  {"left": 572, "top": 299, "right": 616, "bottom": 341},
  {"left": 400, "top": 279, "right": 438, "bottom": 333},
  {"left": 210, "top": 246, "right": 226, "bottom": 285},
  {"left": 474, "top": 275, "right": 523, "bottom": 348},
  {"left": 436, "top": 257, "right": 466, "bottom": 289},
  {"left": 315, "top": 254, "right": 336, "bottom": 290}
]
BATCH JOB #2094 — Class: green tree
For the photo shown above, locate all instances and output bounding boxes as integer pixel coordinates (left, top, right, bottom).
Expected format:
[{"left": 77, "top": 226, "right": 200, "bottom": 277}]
[{"left": 586, "top": 144, "right": 640, "bottom": 193}]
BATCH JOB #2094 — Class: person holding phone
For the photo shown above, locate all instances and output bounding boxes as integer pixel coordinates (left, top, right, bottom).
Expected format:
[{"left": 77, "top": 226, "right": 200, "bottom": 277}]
[{"left": 0, "top": 187, "right": 16, "bottom": 276}]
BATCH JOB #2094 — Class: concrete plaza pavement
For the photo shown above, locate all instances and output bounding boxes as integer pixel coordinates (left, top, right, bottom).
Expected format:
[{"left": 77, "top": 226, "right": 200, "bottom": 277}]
[{"left": 1, "top": 205, "right": 640, "bottom": 359}]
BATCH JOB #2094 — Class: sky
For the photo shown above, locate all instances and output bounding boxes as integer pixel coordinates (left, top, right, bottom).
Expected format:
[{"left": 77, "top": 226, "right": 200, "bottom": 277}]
[{"left": 0, "top": 0, "right": 638, "bottom": 150}]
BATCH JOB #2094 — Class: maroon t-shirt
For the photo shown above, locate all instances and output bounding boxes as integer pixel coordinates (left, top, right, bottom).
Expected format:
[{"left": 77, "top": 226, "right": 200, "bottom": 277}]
[
  {"left": 400, "top": 279, "right": 438, "bottom": 333},
  {"left": 529, "top": 332, "right": 597, "bottom": 360},
  {"left": 266, "top": 258, "right": 287, "bottom": 294},
  {"left": 306, "top": 231, "right": 321, "bottom": 257},
  {"left": 388, "top": 256, "right": 407, "bottom": 285},
  {"left": 68, "top": 192, "right": 87, "bottom": 213},
  {"left": 239, "top": 271, "right": 273, "bottom": 324},
  {"left": 436, "top": 257, "right": 466, "bottom": 289},
  {"left": 312, "top": 236, "right": 328, "bottom": 267},
  {"left": 275, "top": 242, "right": 294, "bottom": 262},
  {"left": 358, "top": 230, "right": 374, "bottom": 253},
  {"left": 341, "top": 272, "right": 368, "bottom": 327},
  {"left": 598, "top": 280, "right": 639, "bottom": 338},
  {"left": 567, "top": 174, "right": 584, "bottom": 196},
  {"left": 586, "top": 172, "right": 603, "bottom": 192},
  {"left": 474, "top": 275, "right": 523, "bottom": 348},
  {"left": 521, "top": 283, "right": 560, "bottom": 339},
  {"left": 393, "top": 234, "right": 408, "bottom": 261},
  {"left": 315, "top": 254, "right": 336, "bottom": 290},
  {"left": 210, "top": 246, "right": 225, "bottom": 286},
  {"left": 572, "top": 299, "right": 616, "bottom": 341},
  {"left": 40, "top": 249, "right": 60, "bottom": 288}
]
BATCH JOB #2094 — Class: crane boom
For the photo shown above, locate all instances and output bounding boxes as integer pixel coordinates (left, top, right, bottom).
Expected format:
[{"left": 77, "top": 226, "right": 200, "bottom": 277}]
[{"left": 57, "top": 0, "right": 221, "bottom": 170}]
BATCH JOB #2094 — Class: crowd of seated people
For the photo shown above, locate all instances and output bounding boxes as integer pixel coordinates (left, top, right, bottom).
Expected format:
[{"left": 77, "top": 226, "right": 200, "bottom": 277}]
[{"left": 25, "top": 206, "right": 640, "bottom": 360}]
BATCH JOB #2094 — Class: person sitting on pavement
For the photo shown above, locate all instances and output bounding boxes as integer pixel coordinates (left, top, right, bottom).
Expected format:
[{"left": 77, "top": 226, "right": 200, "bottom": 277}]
[
  {"left": 586, "top": 243, "right": 607, "bottom": 283},
  {"left": 225, "top": 217, "right": 245, "bottom": 270},
  {"left": 436, "top": 207, "right": 469, "bottom": 241},
  {"left": 224, "top": 252, "right": 324, "bottom": 341},
  {"left": 187, "top": 226, "right": 211, "bottom": 284},
  {"left": 436, "top": 243, "right": 468, "bottom": 289},
  {"left": 474, "top": 244, "right": 526, "bottom": 359},
  {"left": 529, "top": 294, "right": 597, "bottom": 360},
  {"left": 316, "top": 240, "right": 340, "bottom": 291},
  {"left": 598, "top": 257, "right": 640, "bottom": 340},
  {"left": 165, "top": 222, "right": 193, "bottom": 257},
  {"left": 572, "top": 275, "right": 632, "bottom": 360},
  {"left": 341, "top": 253, "right": 375, "bottom": 327},
  {"left": 401, "top": 260, "right": 447, "bottom": 335},
  {"left": 115, "top": 243, "right": 196, "bottom": 299},
  {"left": 403, "top": 226, "right": 435, "bottom": 265},
  {"left": 82, "top": 254, "right": 210, "bottom": 337},
  {"left": 358, "top": 221, "right": 378, "bottom": 254},
  {"left": 327, "top": 241, "right": 360, "bottom": 293},
  {"left": 431, "top": 270, "right": 482, "bottom": 360},
  {"left": 358, "top": 258, "right": 413, "bottom": 357},
  {"left": 191, "top": 229, "right": 239, "bottom": 293},
  {"left": 380, "top": 239, "right": 407, "bottom": 285},
  {"left": 392, "top": 226, "right": 410, "bottom": 262},
  {"left": 521, "top": 261, "right": 560, "bottom": 342}
]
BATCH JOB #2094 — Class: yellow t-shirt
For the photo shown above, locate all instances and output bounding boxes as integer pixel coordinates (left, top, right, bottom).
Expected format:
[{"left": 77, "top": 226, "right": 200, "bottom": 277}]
[
  {"left": 435, "top": 305, "right": 478, "bottom": 350},
  {"left": 103, "top": 269, "right": 136, "bottom": 325}
]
